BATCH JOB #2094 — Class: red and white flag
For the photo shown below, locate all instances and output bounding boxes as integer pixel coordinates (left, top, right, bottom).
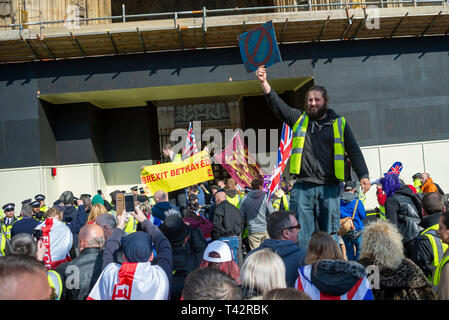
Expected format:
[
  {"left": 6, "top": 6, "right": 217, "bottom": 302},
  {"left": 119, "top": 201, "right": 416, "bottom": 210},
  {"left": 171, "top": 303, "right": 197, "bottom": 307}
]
[
  {"left": 267, "top": 123, "right": 292, "bottom": 201},
  {"left": 182, "top": 121, "right": 199, "bottom": 159},
  {"left": 87, "top": 262, "right": 169, "bottom": 300},
  {"left": 35, "top": 218, "right": 73, "bottom": 270}
]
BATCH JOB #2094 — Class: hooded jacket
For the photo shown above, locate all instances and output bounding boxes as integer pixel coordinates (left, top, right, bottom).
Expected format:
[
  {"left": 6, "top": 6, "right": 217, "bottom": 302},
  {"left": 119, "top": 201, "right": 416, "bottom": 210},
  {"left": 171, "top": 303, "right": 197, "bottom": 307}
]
[
  {"left": 240, "top": 189, "right": 274, "bottom": 234},
  {"left": 182, "top": 215, "right": 214, "bottom": 240},
  {"left": 249, "top": 239, "right": 306, "bottom": 287},
  {"left": 62, "top": 205, "right": 87, "bottom": 247},
  {"left": 340, "top": 192, "right": 366, "bottom": 231},
  {"left": 385, "top": 185, "right": 423, "bottom": 243},
  {"left": 422, "top": 177, "right": 438, "bottom": 194},
  {"left": 295, "top": 259, "right": 373, "bottom": 300},
  {"left": 151, "top": 201, "right": 180, "bottom": 221}
]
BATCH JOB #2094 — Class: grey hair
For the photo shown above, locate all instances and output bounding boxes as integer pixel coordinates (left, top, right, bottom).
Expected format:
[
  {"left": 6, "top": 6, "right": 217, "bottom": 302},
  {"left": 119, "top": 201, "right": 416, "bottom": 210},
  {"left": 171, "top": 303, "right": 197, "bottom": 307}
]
[
  {"left": 10, "top": 233, "right": 37, "bottom": 257},
  {"left": 87, "top": 236, "right": 105, "bottom": 248},
  {"left": 20, "top": 204, "right": 33, "bottom": 217},
  {"left": 165, "top": 208, "right": 181, "bottom": 218},
  {"left": 359, "top": 220, "right": 405, "bottom": 269}
]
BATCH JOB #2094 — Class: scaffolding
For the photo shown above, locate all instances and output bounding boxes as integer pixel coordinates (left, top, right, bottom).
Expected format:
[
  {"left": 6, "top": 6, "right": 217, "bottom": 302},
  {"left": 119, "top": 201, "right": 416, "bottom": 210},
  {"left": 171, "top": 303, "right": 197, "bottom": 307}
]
[{"left": 0, "top": 2, "right": 447, "bottom": 63}]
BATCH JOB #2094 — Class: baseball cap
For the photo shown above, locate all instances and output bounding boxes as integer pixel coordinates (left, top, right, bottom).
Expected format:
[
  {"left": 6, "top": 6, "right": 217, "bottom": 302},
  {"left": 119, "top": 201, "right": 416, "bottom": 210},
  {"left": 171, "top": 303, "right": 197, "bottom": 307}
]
[
  {"left": 345, "top": 181, "right": 355, "bottom": 191},
  {"left": 202, "top": 240, "right": 233, "bottom": 263}
]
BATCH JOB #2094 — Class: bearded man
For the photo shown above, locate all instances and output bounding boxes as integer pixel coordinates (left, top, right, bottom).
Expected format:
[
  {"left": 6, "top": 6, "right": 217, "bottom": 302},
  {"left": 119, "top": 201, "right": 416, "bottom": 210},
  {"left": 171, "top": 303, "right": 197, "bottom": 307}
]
[{"left": 255, "top": 66, "right": 371, "bottom": 250}]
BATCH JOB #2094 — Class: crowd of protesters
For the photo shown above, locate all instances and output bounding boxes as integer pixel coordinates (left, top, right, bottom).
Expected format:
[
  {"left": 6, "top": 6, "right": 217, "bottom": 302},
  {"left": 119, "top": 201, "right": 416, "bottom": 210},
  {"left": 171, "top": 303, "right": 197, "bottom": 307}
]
[{"left": 0, "top": 169, "right": 448, "bottom": 301}]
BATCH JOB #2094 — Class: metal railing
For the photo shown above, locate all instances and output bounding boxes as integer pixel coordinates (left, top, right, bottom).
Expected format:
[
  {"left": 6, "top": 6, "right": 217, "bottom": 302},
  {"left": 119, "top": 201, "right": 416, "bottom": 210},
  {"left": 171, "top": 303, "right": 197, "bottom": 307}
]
[{"left": 0, "top": 1, "right": 447, "bottom": 30}]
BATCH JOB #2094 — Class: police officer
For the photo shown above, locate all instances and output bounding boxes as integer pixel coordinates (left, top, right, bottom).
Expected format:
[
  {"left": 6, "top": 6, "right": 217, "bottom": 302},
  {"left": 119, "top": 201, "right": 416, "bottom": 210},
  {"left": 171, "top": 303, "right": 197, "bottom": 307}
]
[
  {"left": 131, "top": 186, "right": 139, "bottom": 202},
  {"left": 30, "top": 201, "right": 44, "bottom": 222},
  {"left": 35, "top": 194, "right": 48, "bottom": 213},
  {"left": 1, "top": 203, "right": 18, "bottom": 239}
]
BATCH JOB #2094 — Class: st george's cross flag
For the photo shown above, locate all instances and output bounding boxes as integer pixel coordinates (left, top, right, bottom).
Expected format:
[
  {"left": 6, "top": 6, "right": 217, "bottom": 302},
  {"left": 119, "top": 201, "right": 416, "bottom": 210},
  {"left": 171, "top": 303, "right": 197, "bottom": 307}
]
[
  {"left": 87, "top": 262, "right": 169, "bottom": 300},
  {"left": 35, "top": 218, "right": 73, "bottom": 270}
]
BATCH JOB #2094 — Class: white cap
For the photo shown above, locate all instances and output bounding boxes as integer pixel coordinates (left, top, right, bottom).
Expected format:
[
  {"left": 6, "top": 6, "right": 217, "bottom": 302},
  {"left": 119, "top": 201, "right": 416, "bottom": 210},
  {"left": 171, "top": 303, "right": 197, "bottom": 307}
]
[{"left": 203, "top": 240, "right": 233, "bottom": 263}]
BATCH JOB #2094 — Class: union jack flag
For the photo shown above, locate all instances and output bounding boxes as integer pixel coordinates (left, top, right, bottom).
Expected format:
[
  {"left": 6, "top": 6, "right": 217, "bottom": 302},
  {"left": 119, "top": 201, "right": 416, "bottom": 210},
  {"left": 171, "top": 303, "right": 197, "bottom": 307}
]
[
  {"left": 295, "top": 265, "right": 374, "bottom": 300},
  {"left": 267, "top": 123, "right": 292, "bottom": 201},
  {"left": 183, "top": 122, "right": 199, "bottom": 159},
  {"left": 384, "top": 161, "right": 403, "bottom": 176}
]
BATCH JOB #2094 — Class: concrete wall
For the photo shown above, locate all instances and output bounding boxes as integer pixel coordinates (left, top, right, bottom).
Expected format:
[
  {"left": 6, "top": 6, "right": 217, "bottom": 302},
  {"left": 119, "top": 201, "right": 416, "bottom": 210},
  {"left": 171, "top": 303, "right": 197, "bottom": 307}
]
[{"left": 361, "top": 139, "right": 449, "bottom": 211}]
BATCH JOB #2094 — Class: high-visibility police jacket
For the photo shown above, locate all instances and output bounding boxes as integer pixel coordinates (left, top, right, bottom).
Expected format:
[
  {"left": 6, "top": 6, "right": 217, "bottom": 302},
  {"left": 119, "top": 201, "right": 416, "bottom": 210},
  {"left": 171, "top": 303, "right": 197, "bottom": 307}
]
[
  {"left": 108, "top": 210, "right": 117, "bottom": 219},
  {"left": 1, "top": 217, "right": 20, "bottom": 240},
  {"left": 272, "top": 194, "right": 290, "bottom": 211},
  {"left": 124, "top": 216, "right": 138, "bottom": 235},
  {"left": 433, "top": 249, "right": 449, "bottom": 287},
  {"left": 0, "top": 232, "right": 6, "bottom": 256},
  {"left": 290, "top": 112, "right": 346, "bottom": 181},
  {"left": 47, "top": 270, "right": 63, "bottom": 300}
]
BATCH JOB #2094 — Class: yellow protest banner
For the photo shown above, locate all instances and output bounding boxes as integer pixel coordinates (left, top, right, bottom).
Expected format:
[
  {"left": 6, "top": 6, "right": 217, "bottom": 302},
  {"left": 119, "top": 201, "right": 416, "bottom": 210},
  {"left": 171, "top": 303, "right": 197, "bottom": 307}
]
[{"left": 140, "top": 150, "right": 214, "bottom": 194}]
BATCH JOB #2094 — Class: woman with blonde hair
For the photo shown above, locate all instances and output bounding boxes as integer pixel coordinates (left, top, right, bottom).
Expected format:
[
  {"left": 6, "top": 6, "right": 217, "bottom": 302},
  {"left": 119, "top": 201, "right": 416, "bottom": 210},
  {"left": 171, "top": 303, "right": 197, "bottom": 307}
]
[
  {"left": 240, "top": 248, "right": 286, "bottom": 299},
  {"left": 87, "top": 203, "right": 107, "bottom": 224},
  {"left": 358, "top": 219, "right": 436, "bottom": 300},
  {"left": 295, "top": 231, "right": 373, "bottom": 300}
]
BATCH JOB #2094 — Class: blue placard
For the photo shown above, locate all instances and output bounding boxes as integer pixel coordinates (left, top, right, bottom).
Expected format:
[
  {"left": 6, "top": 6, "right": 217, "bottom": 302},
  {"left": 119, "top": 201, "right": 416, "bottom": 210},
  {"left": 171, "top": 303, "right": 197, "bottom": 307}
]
[{"left": 238, "top": 20, "right": 282, "bottom": 73}]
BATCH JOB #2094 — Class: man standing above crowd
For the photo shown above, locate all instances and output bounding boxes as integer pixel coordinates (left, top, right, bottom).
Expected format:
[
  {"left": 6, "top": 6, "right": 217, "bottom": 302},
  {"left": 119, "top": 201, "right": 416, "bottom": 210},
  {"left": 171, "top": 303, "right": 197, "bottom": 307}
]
[{"left": 256, "top": 66, "right": 370, "bottom": 250}]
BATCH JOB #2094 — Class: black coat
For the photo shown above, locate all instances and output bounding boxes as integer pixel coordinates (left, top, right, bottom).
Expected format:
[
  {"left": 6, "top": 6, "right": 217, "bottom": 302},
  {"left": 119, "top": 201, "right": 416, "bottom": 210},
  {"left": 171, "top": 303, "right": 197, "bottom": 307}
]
[
  {"left": 385, "top": 185, "right": 423, "bottom": 243},
  {"left": 211, "top": 200, "right": 245, "bottom": 240},
  {"left": 169, "top": 226, "right": 206, "bottom": 301},
  {"left": 56, "top": 247, "right": 103, "bottom": 300}
]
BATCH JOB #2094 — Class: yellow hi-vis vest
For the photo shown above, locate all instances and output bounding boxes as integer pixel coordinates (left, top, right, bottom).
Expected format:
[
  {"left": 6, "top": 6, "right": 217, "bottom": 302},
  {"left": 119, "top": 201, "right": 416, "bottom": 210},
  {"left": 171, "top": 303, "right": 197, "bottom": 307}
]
[
  {"left": 124, "top": 216, "right": 138, "bottom": 235},
  {"left": 379, "top": 205, "right": 386, "bottom": 220},
  {"left": 433, "top": 248, "right": 449, "bottom": 287},
  {"left": 273, "top": 195, "right": 290, "bottom": 211},
  {"left": 0, "top": 233, "right": 6, "bottom": 256},
  {"left": 47, "top": 270, "right": 63, "bottom": 300},
  {"left": 227, "top": 193, "right": 242, "bottom": 209},
  {"left": 290, "top": 112, "right": 346, "bottom": 181},
  {"left": 422, "top": 225, "right": 448, "bottom": 268}
]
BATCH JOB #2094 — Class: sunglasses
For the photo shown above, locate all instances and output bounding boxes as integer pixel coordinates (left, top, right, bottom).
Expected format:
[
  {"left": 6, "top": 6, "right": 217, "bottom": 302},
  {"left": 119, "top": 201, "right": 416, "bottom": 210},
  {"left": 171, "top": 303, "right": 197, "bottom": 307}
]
[{"left": 283, "top": 224, "right": 301, "bottom": 231}]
